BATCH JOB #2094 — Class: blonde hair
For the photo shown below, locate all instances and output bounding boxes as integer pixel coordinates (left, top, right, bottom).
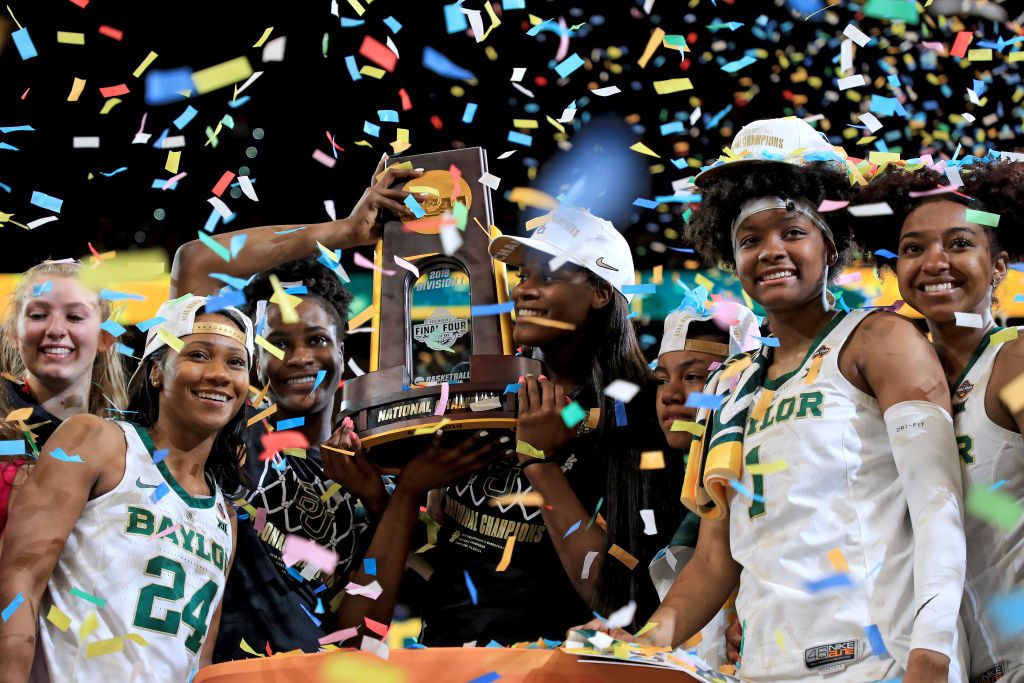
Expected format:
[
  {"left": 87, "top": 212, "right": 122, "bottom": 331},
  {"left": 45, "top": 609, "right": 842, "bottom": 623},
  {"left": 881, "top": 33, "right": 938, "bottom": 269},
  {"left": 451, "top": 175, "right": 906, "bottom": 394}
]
[{"left": 0, "top": 261, "right": 129, "bottom": 441}]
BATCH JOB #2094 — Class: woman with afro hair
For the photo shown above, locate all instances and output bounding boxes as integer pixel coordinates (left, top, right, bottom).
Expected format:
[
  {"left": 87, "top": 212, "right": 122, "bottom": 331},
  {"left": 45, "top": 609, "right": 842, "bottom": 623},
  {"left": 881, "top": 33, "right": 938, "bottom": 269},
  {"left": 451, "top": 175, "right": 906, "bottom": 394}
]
[
  {"left": 853, "top": 158, "right": 1024, "bottom": 682},
  {"left": 599, "top": 118, "right": 968, "bottom": 682}
]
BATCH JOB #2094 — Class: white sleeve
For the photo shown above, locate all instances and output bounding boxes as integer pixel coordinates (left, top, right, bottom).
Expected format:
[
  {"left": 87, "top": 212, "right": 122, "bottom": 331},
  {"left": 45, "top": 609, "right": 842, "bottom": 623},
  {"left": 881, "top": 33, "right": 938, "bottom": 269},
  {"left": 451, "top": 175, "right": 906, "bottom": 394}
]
[{"left": 883, "top": 400, "right": 966, "bottom": 657}]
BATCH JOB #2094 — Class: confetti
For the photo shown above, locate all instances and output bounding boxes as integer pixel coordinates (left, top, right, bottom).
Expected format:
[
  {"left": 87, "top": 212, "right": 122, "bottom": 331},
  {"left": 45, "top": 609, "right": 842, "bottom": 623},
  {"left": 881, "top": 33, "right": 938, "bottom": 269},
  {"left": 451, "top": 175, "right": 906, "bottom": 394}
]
[
  {"left": 639, "top": 450, "right": 665, "bottom": 469},
  {"left": 967, "top": 483, "right": 1023, "bottom": 532},
  {"left": 608, "top": 544, "right": 639, "bottom": 570},
  {"left": 1, "top": 594, "right": 24, "bottom": 622},
  {"left": 684, "top": 392, "right": 724, "bottom": 410}
]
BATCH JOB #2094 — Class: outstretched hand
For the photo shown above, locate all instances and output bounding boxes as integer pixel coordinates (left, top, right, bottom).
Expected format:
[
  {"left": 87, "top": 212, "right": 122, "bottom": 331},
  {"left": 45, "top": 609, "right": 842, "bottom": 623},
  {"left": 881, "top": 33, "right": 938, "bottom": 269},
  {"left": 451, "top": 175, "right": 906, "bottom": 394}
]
[
  {"left": 322, "top": 417, "right": 388, "bottom": 515},
  {"left": 342, "top": 154, "right": 426, "bottom": 246}
]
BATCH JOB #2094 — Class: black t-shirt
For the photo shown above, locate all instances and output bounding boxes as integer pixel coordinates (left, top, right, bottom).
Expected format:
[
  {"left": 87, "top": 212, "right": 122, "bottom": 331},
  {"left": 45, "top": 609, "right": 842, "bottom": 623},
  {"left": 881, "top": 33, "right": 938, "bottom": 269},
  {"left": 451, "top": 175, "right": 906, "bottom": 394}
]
[
  {"left": 2, "top": 377, "right": 61, "bottom": 449},
  {"left": 214, "top": 406, "right": 369, "bottom": 660}
]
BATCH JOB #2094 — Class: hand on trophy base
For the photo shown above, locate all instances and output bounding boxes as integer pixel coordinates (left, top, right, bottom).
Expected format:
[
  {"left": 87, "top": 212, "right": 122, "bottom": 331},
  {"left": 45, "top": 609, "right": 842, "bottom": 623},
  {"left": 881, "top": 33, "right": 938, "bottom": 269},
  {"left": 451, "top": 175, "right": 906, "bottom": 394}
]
[{"left": 398, "top": 429, "right": 509, "bottom": 495}]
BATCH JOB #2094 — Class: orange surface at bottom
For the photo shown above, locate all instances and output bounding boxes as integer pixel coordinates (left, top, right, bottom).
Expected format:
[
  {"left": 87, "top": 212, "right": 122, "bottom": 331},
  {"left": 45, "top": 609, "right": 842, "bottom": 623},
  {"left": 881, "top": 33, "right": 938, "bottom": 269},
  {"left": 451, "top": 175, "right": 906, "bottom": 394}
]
[{"left": 194, "top": 648, "right": 694, "bottom": 683}]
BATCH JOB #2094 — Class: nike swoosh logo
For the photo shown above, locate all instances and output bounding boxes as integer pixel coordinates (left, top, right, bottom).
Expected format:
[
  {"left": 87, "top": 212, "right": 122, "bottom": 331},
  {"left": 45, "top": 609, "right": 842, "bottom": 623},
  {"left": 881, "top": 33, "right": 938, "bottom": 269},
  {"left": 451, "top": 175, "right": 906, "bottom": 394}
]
[
  {"left": 136, "top": 477, "right": 160, "bottom": 489},
  {"left": 594, "top": 257, "right": 618, "bottom": 271}
]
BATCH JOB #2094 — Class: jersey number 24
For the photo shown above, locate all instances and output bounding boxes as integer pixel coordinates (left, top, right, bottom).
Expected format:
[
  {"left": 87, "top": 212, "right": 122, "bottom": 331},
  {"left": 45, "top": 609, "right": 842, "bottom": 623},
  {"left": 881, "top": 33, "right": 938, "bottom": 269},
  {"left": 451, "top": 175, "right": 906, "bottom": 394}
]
[{"left": 132, "top": 555, "right": 218, "bottom": 654}]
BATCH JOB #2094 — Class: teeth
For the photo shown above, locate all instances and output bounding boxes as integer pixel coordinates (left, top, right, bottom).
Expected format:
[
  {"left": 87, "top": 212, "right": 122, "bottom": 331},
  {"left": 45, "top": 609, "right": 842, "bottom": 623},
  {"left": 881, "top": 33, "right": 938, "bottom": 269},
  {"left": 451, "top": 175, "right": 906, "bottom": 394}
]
[
  {"left": 41, "top": 347, "right": 72, "bottom": 356},
  {"left": 195, "top": 391, "right": 230, "bottom": 403},
  {"left": 761, "top": 271, "right": 794, "bottom": 282},
  {"left": 286, "top": 375, "right": 317, "bottom": 385},
  {"left": 516, "top": 309, "right": 543, "bottom": 317},
  {"left": 924, "top": 282, "right": 955, "bottom": 293}
]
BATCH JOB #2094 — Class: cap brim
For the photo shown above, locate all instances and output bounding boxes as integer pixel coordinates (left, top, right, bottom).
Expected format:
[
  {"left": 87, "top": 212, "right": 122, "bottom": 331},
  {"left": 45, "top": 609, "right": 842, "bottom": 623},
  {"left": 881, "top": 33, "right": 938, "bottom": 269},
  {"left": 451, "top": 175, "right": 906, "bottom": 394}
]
[{"left": 488, "top": 235, "right": 566, "bottom": 266}]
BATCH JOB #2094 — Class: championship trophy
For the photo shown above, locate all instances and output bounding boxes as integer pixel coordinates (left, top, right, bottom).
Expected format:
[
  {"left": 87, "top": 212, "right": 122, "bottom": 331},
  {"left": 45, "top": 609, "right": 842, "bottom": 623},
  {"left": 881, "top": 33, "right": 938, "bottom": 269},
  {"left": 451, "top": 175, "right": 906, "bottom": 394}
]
[{"left": 338, "top": 147, "right": 542, "bottom": 470}]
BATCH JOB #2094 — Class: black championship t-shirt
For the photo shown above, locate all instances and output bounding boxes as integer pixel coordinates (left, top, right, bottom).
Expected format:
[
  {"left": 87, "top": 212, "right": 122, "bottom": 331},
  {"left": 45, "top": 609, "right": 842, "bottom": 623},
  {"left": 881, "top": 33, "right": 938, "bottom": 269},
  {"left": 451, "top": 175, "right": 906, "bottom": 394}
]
[
  {"left": 214, "top": 406, "right": 369, "bottom": 660},
  {"left": 2, "top": 376, "right": 62, "bottom": 450}
]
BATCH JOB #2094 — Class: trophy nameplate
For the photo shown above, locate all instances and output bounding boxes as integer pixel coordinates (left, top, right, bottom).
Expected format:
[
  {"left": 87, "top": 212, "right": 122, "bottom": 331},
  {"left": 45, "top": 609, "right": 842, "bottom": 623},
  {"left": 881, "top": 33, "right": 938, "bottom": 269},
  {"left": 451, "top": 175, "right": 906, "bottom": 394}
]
[{"left": 338, "top": 147, "right": 541, "bottom": 470}]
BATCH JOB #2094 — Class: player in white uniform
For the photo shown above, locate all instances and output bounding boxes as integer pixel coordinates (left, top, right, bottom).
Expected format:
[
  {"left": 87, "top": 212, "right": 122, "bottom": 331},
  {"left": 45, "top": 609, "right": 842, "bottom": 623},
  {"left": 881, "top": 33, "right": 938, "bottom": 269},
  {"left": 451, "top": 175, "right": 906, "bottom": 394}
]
[
  {"left": 853, "top": 160, "right": 1024, "bottom": 682},
  {"left": 580, "top": 118, "right": 969, "bottom": 682},
  {"left": 0, "top": 295, "right": 252, "bottom": 682}
]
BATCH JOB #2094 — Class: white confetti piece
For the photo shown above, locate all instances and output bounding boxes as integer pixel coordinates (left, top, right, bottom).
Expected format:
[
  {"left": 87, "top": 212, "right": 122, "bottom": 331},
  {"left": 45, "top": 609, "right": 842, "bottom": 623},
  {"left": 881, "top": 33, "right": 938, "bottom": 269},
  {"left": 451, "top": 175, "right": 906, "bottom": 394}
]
[
  {"left": 497, "top": 150, "right": 516, "bottom": 159},
  {"left": 324, "top": 199, "right": 336, "bottom": 220},
  {"left": 207, "top": 196, "right": 232, "bottom": 219},
  {"left": 132, "top": 132, "right": 151, "bottom": 144},
  {"left": 238, "top": 176, "right": 259, "bottom": 201},
  {"left": 511, "top": 82, "right": 535, "bottom": 98},
  {"left": 591, "top": 85, "right": 621, "bottom": 97},
  {"left": 606, "top": 600, "right": 637, "bottom": 628},
  {"left": 838, "top": 74, "right": 867, "bottom": 91},
  {"left": 558, "top": 107, "right": 577, "bottom": 123},
  {"left": 843, "top": 24, "right": 871, "bottom": 47},
  {"left": 603, "top": 379, "right": 640, "bottom": 403},
  {"left": 72, "top": 136, "right": 100, "bottom": 148},
  {"left": 955, "top": 312, "right": 983, "bottom": 328},
  {"left": 859, "top": 112, "right": 883, "bottom": 133},
  {"left": 478, "top": 172, "right": 500, "bottom": 190},
  {"left": 581, "top": 550, "right": 598, "bottom": 579},
  {"left": 640, "top": 509, "right": 658, "bottom": 536},
  {"left": 347, "top": 357, "right": 365, "bottom": 376},
  {"left": 161, "top": 135, "right": 186, "bottom": 149},
  {"left": 393, "top": 255, "right": 419, "bottom": 277},
  {"left": 847, "top": 202, "right": 893, "bottom": 217},
  {"left": 440, "top": 222, "right": 463, "bottom": 255},
  {"left": 511, "top": 67, "right": 526, "bottom": 82},
  {"left": 262, "top": 36, "right": 286, "bottom": 63}
]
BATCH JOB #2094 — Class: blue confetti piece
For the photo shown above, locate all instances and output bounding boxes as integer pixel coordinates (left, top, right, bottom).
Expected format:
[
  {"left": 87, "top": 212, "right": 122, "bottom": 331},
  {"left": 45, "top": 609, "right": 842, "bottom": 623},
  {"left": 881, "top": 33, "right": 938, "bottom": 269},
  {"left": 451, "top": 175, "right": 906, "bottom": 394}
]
[
  {"left": 50, "top": 448, "right": 84, "bottom": 463},
  {"left": 468, "top": 673, "right": 501, "bottom": 683},
  {"left": 503, "top": 0, "right": 525, "bottom": 8},
  {"left": 504, "top": 382, "right": 520, "bottom": 394},
  {"left": 404, "top": 193, "right": 426, "bottom": 218},
  {"left": 0, "top": 440, "right": 26, "bottom": 456},
  {"left": 685, "top": 392, "right": 724, "bottom": 410},
  {"left": 340, "top": 17, "right": 365, "bottom": 27},
  {"left": 315, "top": 597, "right": 325, "bottom": 614},
  {"left": 730, "top": 479, "right": 765, "bottom": 503},
  {"left": 100, "top": 289, "right": 144, "bottom": 302},
  {"left": 173, "top": 105, "right": 198, "bottom": 130},
  {"left": 202, "top": 207, "right": 221, "bottom": 233},
  {"left": 444, "top": 3, "right": 469, "bottom": 33},
  {"left": 230, "top": 234, "right": 247, "bottom": 258},
  {"left": 423, "top": 46, "right": 476, "bottom": 81},
  {"left": 754, "top": 336, "right": 780, "bottom": 347},
  {"left": 30, "top": 191, "right": 63, "bottom": 213},
  {"left": 554, "top": 53, "right": 585, "bottom": 78},
  {"left": 563, "top": 519, "right": 582, "bottom": 538},
  {"left": 12, "top": 28, "right": 37, "bottom": 60},
  {"left": 874, "top": 249, "right": 898, "bottom": 259},
  {"left": 622, "top": 283, "right": 656, "bottom": 295},
  {"left": 100, "top": 167, "right": 128, "bottom": 177},
  {"left": 114, "top": 343, "right": 134, "bottom": 357},
  {"left": 100, "top": 320, "right": 126, "bottom": 337},
  {"left": 614, "top": 399, "right": 627, "bottom": 426},
  {"left": 310, "top": 369, "right": 327, "bottom": 395},
  {"left": 206, "top": 290, "right": 246, "bottom": 313},
  {"left": 384, "top": 16, "right": 403, "bottom": 33},
  {"left": 471, "top": 301, "right": 515, "bottom": 316},
  {"left": 144, "top": 67, "right": 195, "bottom": 106},
  {"left": 507, "top": 131, "right": 533, "bottom": 146},
  {"left": 669, "top": 247, "right": 695, "bottom": 253},
  {"left": 150, "top": 482, "right": 171, "bottom": 503},
  {"left": 277, "top": 417, "right": 306, "bottom": 431},
  {"left": 286, "top": 566, "right": 304, "bottom": 582},
  {"left": 462, "top": 102, "right": 478, "bottom": 124},
  {"left": 804, "top": 573, "right": 853, "bottom": 593},
  {"left": 378, "top": 109, "right": 399, "bottom": 123},
  {"left": 363, "top": 121, "right": 381, "bottom": 137},
  {"left": 464, "top": 570, "right": 479, "bottom": 605},
  {"left": 989, "top": 589, "right": 1024, "bottom": 636},
  {"left": 0, "top": 142, "right": 20, "bottom": 152},
  {"left": 864, "top": 624, "right": 889, "bottom": 657},
  {"left": 721, "top": 55, "right": 758, "bottom": 73},
  {"left": 2, "top": 593, "right": 24, "bottom": 622},
  {"left": 209, "top": 273, "right": 251, "bottom": 290},
  {"left": 32, "top": 281, "right": 52, "bottom": 297},
  {"left": 364, "top": 558, "right": 377, "bottom": 575},
  {"left": 152, "top": 177, "right": 181, "bottom": 190},
  {"left": 272, "top": 457, "right": 288, "bottom": 472},
  {"left": 0, "top": 182, "right": 11, "bottom": 192},
  {"left": 227, "top": 95, "right": 250, "bottom": 109},
  {"left": 344, "top": 55, "right": 362, "bottom": 81},
  {"left": 136, "top": 316, "right": 166, "bottom": 332},
  {"left": 633, "top": 198, "right": 659, "bottom": 209},
  {"left": 152, "top": 449, "right": 169, "bottom": 464},
  {"left": 991, "top": 479, "right": 1008, "bottom": 491},
  {"left": 299, "top": 603, "right": 322, "bottom": 627},
  {"left": 660, "top": 121, "right": 685, "bottom": 135}
]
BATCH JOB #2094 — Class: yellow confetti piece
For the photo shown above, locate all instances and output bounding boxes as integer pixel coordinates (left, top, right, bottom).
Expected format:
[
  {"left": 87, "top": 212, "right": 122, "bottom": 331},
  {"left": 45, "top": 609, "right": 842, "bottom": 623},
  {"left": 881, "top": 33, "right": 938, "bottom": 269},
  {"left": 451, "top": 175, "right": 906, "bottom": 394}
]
[
  {"left": 653, "top": 78, "right": 693, "bottom": 94},
  {"left": 524, "top": 212, "right": 554, "bottom": 231},
  {"left": 967, "top": 48, "right": 993, "bottom": 61},
  {"left": 652, "top": 265, "right": 663, "bottom": 284},
  {"left": 634, "top": 621, "right": 659, "bottom": 638},
  {"left": 516, "top": 440, "right": 545, "bottom": 459},
  {"left": 56, "top": 31, "right": 85, "bottom": 45},
  {"left": 99, "top": 97, "right": 121, "bottom": 115},
  {"left": 512, "top": 119, "right": 539, "bottom": 129},
  {"left": 282, "top": 447, "right": 306, "bottom": 458},
  {"left": 746, "top": 460, "right": 788, "bottom": 475},
  {"left": 413, "top": 418, "right": 451, "bottom": 435},
  {"left": 347, "top": 0, "right": 365, "bottom": 15},
  {"left": 321, "top": 444, "right": 354, "bottom": 457},
  {"left": 316, "top": 241, "right": 340, "bottom": 262},
  {"left": 545, "top": 115, "right": 565, "bottom": 133},
  {"left": 773, "top": 629, "right": 786, "bottom": 652},
  {"left": 46, "top": 605, "right": 71, "bottom": 632},
  {"left": 246, "top": 403, "right": 277, "bottom": 427},
  {"left": 991, "top": 328, "right": 1020, "bottom": 346},
  {"left": 6, "top": 407, "right": 34, "bottom": 422},
  {"left": 320, "top": 482, "right": 342, "bottom": 502},
  {"left": 253, "top": 26, "right": 274, "bottom": 48},
  {"left": 123, "top": 633, "right": 148, "bottom": 646},
  {"left": 132, "top": 51, "right": 158, "bottom": 78},
  {"left": 804, "top": 354, "right": 824, "bottom": 385},
  {"left": 86, "top": 637, "right": 123, "bottom": 658},
  {"left": 827, "top": 548, "right": 850, "bottom": 573},
  {"left": 1009, "top": 51, "right": 1024, "bottom": 63},
  {"left": 239, "top": 639, "right": 266, "bottom": 657},
  {"left": 750, "top": 389, "right": 775, "bottom": 422},
  {"left": 868, "top": 151, "right": 901, "bottom": 166},
  {"left": 681, "top": 631, "right": 702, "bottom": 648},
  {"left": 507, "top": 187, "right": 559, "bottom": 210},
  {"left": 321, "top": 654, "right": 406, "bottom": 683},
  {"left": 608, "top": 543, "right": 640, "bottom": 570},
  {"left": 1000, "top": 371, "right": 1024, "bottom": 413},
  {"left": 671, "top": 421, "right": 704, "bottom": 436},
  {"left": 496, "top": 534, "right": 517, "bottom": 571},
  {"left": 359, "top": 65, "right": 386, "bottom": 79},
  {"left": 269, "top": 274, "right": 300, "bottom": 323},
  {"left": 517, "top": 316, "right": 577, "bottom": 330},
  {"left": 490, "top": 492, "right": 545, "bottom": 507},
  {"left": 79, "top": 611, "right": 98, "bottom": 640},
  {"left": 694, "top": 272, "right": 715, "bottom": 291},
  {"left": 255, "top": 335, "right": 285, "bottom": 360},
  {"left": 721, "top": 356, "right": 753, "bottom": 380},
  {"left": 637, "top": 27, "right": 666, "bottom": 68},
  {"left": 156, "top": 327, "right": 184, "bottom": 353},
  {"left": 165, "top": 150, "right": 181, "bottom": 174},
  {"left": 347, "top": 304, "right": 376, "bottom": 331},
  {"left": 640, "top": 450, "right": 665, "bottom": 469},
  {"left": 630, "top": 142, "right": 660, "bottom": 158},
  {"left": 192, "top": 56, "right": 254, "bottom": 95}
]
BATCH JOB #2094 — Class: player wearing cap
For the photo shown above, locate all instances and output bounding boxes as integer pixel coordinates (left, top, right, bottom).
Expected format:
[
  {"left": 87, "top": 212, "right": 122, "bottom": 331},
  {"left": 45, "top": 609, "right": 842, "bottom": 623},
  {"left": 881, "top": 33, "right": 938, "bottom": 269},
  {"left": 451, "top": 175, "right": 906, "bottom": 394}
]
[
  {"left": 419, "top": 207, "right": 681, "bottom": 645},
  {"left": 853, "top": 160, "right": 1024, "bottom": 683},
  {"left": 0, "top": 295, "right": 253, "bottom": 682},
  {"left": 599, "top": 117, "right": 967, "bottom": 682}
]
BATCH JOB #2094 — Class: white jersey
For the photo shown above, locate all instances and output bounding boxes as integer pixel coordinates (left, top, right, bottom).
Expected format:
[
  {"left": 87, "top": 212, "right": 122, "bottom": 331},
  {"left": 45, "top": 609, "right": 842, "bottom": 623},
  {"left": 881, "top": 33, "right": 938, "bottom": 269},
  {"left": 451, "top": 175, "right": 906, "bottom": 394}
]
[
  {"left": 32, "top": 421, "right": 233, "bottom": 682},
  {"left": 729, "top": 310, "right": 965, "bottom": 681},
  {"left": 952, "top": 328, "right": 1024, "bottom": 683}
]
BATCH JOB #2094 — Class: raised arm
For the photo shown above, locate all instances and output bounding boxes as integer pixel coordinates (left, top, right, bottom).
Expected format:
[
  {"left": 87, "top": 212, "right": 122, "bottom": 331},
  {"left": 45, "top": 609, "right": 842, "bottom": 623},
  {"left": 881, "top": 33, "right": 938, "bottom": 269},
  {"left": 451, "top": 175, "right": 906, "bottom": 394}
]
[
  {"left": 853, "top": 312, "right": 964, "bottom": 683},
  {"left": 170, "top": 157, "right": 423, "bottom": 297},
  {"left": 0, "top": 415, "right": 122, "bottom": 682}
]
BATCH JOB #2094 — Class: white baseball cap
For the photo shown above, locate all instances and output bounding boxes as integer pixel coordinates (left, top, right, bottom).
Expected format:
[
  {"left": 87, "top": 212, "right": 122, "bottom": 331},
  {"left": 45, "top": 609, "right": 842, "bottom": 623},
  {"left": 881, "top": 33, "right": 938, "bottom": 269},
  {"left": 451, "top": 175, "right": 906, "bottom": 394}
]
[
  {"left": 694, "top": 117, "right": 841, "bottom": 187},
  {"left": 141, "top": 294, "right": 255, "bottom": 361},
  {"left": 488, "top": 207, "right": 636, "bottom": 302},
  {"left": 659, "top": 301, "right": 760, "bottom": 359}
]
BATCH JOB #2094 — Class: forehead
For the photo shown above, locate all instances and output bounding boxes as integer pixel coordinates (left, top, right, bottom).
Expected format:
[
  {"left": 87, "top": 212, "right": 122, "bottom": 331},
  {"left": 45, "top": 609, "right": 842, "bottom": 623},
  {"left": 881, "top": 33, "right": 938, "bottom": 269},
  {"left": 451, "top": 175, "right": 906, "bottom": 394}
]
[
  {"left": 902, "top": 200, "right": 971, "bottom": 234},
  {"left": 265, "top": 298, "right": 337, "bottom": 330},
  {"left": 736, "top": 207, "right": 816, "bottom": 232},
  {"left": 180, "top": 332, "right": 247, "bottom": 356},
  {"left": 23, "top": 275, "right": 98, "bottom": 308}
]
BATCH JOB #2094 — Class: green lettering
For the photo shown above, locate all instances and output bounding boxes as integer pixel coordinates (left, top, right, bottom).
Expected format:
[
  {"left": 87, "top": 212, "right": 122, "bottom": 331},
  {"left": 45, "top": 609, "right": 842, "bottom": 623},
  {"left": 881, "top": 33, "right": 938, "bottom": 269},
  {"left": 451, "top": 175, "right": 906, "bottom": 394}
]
[
  {"left": 776, "top": 397, "right": 797, "bottom": 423},
  {"left": 178, "top": 527, "right": 195, "bottom": 552},
  {"left": 212, "top": 543, "right": 225, "bottom": 572},
  {"left": 195, "top": 533, "right": 213, "bottom": 562},
  {"left": 125, "top": 506, "right": 155, "bottom": 536},
  {"left": 796, "top": 391, "right": 823, "bottom": 418},
  {"left": 957, "top": 435, "right": 974, "bottom": 464},
  {"left": 760, "top": 401, "right": 778, "bottom": 430}
]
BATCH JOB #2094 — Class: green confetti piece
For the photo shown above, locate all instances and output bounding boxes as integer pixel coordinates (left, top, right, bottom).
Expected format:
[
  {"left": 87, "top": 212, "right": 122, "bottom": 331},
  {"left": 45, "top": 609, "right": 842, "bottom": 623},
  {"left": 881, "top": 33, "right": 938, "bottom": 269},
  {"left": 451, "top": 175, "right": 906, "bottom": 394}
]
[
  {"left": 965, "top": 209, "right": 1000, "bottom": 227},
  {"left": 197, "top": 231, "right": 231, "bottom": 262},
  {"left": 560, "top": 401, "right": 587, "bottom": 428},
  {"left": 69, "top": 587, "right": 107, "bottom": 608},
  {"left": 967, "top": 483, "right": 1023, "bottom": 532},
  {"left": 453, "top": 201, "right": 469, "bottom": 231}
]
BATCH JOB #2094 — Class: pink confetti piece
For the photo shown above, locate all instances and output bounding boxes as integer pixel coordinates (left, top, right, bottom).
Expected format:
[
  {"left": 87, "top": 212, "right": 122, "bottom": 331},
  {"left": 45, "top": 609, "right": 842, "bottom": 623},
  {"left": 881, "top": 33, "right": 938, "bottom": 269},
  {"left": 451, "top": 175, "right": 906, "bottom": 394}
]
[
  {"left": 365, "top": 617, "right": 390, "bottom": 637},
  {"left": 345, "top": 580, "right": 383, "bottom": 599},
  {"left": 449, "top": 163, "right": 462, "bottom": 201},
  {"left": 393, "top": 255, "right": 419, "bottom": 277},
  {"left": 254, "top": 507, "right": 267, "bottom": 532},
  {"left": 353, "top": 251, "right": 396, "bottom": 275},
  {"left": 909, "top": 185, "right": 959, "bottom": 198},
  {"left": 818, "top": 199, "right": 850, "bottom": 212},
  {"left": 282, "top": 535, "right": 339, "bottom": 575},
  {"left": 435, "top": 382, "right": 450, "bottom": 416},
  {"left": 319, "top": 627, "right": 360, "bottom": 645},
  {"left": 834, "top": 272, "right": 863, "bottom": 285},
  {"left": 151, "top": 523, "right": 181, "bottom": 540},
  {"left": 312, "top": 148, "right": 336, "bottom": 168},
  {"left": 162, "top": 172, "right": 187, "bottom": 190},
  {"left": 921, "top": 41, "right": 946, "bottom": 54}
]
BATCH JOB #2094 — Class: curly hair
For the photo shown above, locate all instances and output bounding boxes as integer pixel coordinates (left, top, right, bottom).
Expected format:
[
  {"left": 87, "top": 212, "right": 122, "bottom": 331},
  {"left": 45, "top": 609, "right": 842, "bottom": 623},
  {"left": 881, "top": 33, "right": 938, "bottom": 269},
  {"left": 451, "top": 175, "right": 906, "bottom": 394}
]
[
  {"left": 239, "top": 257, "right": 353, "bottom": 340},
  {"left": 684, "top": 162, "right": 857, "bottom": 273},
  {"left": 854, "top": 160, "right": 1024, "bottom": 264}
]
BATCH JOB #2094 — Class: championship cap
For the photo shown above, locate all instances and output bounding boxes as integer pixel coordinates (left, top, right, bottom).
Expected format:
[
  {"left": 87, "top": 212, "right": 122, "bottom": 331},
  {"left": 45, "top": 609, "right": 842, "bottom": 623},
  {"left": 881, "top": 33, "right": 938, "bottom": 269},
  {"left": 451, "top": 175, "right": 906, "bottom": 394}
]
[
  {"left": 694, "top": 117, "right": 840, "bottom": 187},
  {"left": 140, "top": 295, "right": 254, "bottom": 361},
  {"left": 658, "top": 298, "right": 760, "bottom": 359},
  {"left": 488, "top": 207, "right": 636, "bottom": 302}
]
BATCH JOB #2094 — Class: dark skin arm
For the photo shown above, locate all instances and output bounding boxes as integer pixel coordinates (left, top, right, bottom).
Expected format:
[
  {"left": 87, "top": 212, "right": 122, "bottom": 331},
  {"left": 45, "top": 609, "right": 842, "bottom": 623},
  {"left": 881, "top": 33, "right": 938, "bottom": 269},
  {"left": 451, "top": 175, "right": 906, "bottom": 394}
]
[
  {"left": 0, "top": 415, "right": 124, "bottom": 683},
  {"left": 326, "top": 429, "right": 504, "bottom": 635},
  {"left": 170, "top": 156, "right": 423, "bottom": 297}
]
